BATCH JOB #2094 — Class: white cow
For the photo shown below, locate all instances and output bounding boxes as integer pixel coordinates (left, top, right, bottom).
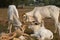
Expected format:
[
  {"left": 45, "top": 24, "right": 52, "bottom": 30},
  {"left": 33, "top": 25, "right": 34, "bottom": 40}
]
[
  {"left": 8, "top": 5, "right": 22, "bottom": 33},
  {"left": 28, "top": 23, "right": 53, "bottom": 40},
  {"left": 24, "top": 5, "right": 60, "bottom": 33}
]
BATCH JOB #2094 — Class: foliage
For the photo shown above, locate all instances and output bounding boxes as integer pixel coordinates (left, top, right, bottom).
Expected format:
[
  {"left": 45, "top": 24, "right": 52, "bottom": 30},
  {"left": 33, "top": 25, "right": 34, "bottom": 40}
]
[
  {"left": 0, "top": 24, "right": 8, "bottom": 33},
  {"left": 0, "top": 0, "right": 60, "bottom": 7}
]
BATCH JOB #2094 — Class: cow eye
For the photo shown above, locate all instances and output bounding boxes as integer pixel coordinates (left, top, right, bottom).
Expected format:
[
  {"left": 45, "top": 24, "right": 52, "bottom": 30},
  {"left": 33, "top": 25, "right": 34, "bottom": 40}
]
[{"left": 32, "top": 21, "right": 35, "bottom": 23}]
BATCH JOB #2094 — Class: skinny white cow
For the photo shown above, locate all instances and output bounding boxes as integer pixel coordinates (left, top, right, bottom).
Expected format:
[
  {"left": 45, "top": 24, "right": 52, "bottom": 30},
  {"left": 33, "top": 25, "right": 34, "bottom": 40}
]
[
  {"left": 28, "top": 23, "right": 53, "bottom": 40},
  {"left": 24, "top": 5, "right": 60, "bottom": 33},
  {"left": 8, "top": 5, "right": 22, "bottom": 33}
]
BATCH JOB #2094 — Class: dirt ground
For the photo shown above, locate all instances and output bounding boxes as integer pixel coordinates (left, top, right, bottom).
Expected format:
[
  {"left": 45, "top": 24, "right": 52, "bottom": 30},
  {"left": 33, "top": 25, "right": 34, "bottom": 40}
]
[{"left": 0, "top": 8, "right": 60, "bottom": 40}]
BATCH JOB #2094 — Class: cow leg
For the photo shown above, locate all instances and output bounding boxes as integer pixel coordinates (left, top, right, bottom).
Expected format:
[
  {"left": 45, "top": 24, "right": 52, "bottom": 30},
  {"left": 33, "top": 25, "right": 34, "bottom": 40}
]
[
  {"left": 54, "top": 16, "right": 59, "bottom": 33},
  {"left": 8, "top": 21, "right": 12, "bottom": 33}
]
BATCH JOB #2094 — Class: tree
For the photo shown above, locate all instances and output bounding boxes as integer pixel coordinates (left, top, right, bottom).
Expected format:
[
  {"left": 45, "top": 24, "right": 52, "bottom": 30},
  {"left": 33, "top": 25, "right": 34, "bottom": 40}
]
[
  {"left": 43, "top": 0, "right": 49, "bottom": 5},
  {"left": 0, "top": 0, "right": 9, "bottom": 7},
  {"left": 0, "top": 0, "right": 20, "bottom": 8},
  {"left": 54, "top": 0, "right": 60, "bottom": 6}
]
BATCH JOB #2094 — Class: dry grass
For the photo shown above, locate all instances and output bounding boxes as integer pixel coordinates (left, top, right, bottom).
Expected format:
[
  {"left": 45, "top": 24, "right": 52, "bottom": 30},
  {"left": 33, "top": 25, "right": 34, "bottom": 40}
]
[{"left": 0, "top": 8, "right": 60, "bottom": 40}]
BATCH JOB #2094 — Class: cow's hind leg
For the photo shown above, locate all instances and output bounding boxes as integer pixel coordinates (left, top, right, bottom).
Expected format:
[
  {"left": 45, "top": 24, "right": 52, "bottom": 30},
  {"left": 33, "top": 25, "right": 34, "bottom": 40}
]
[
  {"left": 54, "top": 16, "right": 59, "bottom": 33},
  {"left": 8, "top": 21, "right": 12, "bottom": 33}
]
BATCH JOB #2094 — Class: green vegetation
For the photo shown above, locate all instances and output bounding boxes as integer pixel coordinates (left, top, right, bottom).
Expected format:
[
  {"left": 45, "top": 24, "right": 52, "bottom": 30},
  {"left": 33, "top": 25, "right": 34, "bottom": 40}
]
[
  {"left": 0, "top": 24, "right": 8, "bottom": 33},
  {"left": 0, "top": 0, "right": 60, "bottom": 8}
]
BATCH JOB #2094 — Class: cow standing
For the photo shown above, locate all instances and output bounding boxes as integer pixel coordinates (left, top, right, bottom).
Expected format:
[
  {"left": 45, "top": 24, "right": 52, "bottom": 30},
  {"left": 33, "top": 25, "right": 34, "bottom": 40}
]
[
  {"left": 24, "top": 5, "right": 60, "bottom": 34},
  {"left": 8, "top": 5, "right": 22, "bottom": 33}
]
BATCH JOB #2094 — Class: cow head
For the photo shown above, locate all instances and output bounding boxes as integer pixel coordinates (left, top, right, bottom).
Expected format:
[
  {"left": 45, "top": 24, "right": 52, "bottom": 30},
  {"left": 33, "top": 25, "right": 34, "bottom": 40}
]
[{"left": 23, "top": 14, "right": 36, "bottom": 24}]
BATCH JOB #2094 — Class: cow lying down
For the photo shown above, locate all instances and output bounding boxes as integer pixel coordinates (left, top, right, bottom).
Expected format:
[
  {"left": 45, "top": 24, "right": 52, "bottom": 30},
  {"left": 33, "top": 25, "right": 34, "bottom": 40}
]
[{"left": 28, "top": 23, "right": 53, "bottom": 40}]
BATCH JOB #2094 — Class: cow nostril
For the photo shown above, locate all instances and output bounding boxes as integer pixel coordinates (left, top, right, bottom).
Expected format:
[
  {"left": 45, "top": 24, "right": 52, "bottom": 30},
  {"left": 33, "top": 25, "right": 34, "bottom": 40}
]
[{"left": 35, "top": 23, "right": 38, "bottom": 25}]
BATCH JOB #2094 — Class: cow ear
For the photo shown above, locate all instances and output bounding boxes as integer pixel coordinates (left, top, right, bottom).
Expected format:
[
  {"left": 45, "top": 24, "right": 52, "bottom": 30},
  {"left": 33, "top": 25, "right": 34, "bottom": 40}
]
[
  {"left": 23, "top": 15, "right": 26, "bottom": 18},
  {"left": 23, "top": 15, "right": 27, "bottom": 20}
]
